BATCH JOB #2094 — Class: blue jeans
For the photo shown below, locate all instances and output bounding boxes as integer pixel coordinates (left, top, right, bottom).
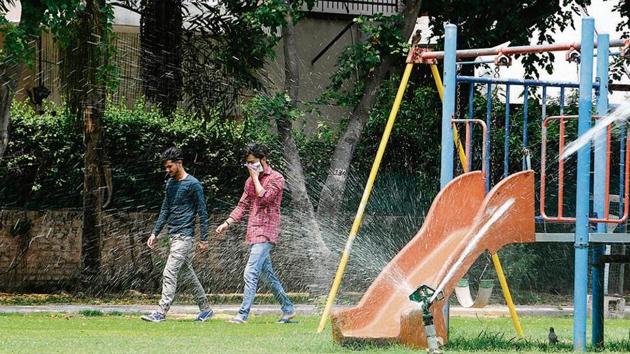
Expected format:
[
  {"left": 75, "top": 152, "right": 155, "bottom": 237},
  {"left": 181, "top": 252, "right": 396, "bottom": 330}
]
[{"left": 237, "top": 242, "right": 294, "bottom": 320}]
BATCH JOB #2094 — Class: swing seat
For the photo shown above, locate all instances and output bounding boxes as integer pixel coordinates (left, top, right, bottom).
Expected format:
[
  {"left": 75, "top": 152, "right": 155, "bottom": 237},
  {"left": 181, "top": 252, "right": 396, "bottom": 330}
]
[{"left": 455, "top": 278, "right": 494, "bottom": 308}]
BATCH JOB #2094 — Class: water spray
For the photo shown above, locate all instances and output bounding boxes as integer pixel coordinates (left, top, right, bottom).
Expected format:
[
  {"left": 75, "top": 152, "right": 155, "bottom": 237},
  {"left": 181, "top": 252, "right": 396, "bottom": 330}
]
[{"left": 409, "top": 285, "right": 444, "bottom": 354}]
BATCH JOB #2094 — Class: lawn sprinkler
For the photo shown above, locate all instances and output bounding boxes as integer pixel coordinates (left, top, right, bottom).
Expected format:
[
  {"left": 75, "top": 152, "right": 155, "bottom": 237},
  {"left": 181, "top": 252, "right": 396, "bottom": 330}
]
[{"left": 409, "top": 285, "right": 444, "bottom": 354}]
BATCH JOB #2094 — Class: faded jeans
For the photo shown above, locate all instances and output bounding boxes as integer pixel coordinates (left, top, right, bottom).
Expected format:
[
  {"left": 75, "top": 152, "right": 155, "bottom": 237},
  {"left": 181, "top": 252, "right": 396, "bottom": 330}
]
[
  {"left": 237, "top": 242, "right": 294, "bottom": 320},
  {"left": 158, "top": 235, "right": 209, "bottom": 314}
]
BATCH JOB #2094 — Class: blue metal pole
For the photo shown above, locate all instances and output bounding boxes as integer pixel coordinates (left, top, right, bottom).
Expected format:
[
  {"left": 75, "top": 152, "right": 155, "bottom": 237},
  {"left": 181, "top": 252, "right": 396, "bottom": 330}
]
[
  {"left": 455, "top": 75, "right": 596, "bottom": 89},
  {"left": 522, "top": 86, "right": 529, "bottom": 170},
  {"left": 504, "top": 84, "right": 511, "bottom": 178},
  {"left": 440, "top": 24, "right": 457, "bottom": 190},
  {"left": 542, "top": 85, "right": 547, "bottom": 120},
  {"left": 485, "top": 83, "right": 492, "bottom": 191},
  {"left": 620, "top": 125, "right": 626, "bottom": 220},
  {"left": 560, "top": 87, "right": 565, "bottom": 115},
  {"left": 468, "top": 82, "right": 474, "bottom": 120},
  {"left": 440, "top": 23, "right": 458, "bottom": 333},
  {"left": 592, "top": 33, "right": 609, "bottom": 348},
  {"left": 574, "top": 17, "right": 595, "bottom": 353}
]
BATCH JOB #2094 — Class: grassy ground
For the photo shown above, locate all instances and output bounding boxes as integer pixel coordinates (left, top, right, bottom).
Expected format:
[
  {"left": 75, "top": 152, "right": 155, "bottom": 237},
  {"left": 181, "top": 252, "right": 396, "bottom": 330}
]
[
  {"left": 1, "top": 313, "right": 630, "bottom": 353},
  {"left": 0, "top": 291, "right": 601, "bottom": 306}
]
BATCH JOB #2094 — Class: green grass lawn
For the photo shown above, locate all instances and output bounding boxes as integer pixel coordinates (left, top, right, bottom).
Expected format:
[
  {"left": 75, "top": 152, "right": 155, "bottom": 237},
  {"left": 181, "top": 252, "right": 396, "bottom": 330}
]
[{"left": 0, "top": 313, "right": 629, "bottom": 353}]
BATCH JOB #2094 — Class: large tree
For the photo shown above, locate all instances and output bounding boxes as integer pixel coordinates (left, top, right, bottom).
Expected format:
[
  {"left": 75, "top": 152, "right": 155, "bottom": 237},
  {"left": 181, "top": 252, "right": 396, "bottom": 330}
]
[
  {"left": 277, "top": 0, "right": 334, "bottom": 293},
  {"left": 139, "top": 0, "right": 183, "bottom": 117},
  {"left": 317, "top": 2, "right": 423, "bottom": 222},
  {"left": 316, "top": 0, "right": 591, "bottom": 221},
  {"left": 58, "top": 0, "right": 115, "bottom": 280},
  {"left": 113, "top": 0, "right": 276, "bottom": 120}
]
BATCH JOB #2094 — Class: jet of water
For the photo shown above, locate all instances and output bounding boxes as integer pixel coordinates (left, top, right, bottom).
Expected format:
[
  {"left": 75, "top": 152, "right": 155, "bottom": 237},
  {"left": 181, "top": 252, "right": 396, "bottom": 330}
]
[
  {"left": 429, "top": 198, "right": 515, "bottom": 303},
  {"left": 561, "top": 103, "right": 630, "bottom": 160}
]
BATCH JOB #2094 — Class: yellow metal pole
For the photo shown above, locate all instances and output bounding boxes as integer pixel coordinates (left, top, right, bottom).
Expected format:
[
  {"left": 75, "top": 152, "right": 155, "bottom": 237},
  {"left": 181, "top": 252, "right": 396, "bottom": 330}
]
[
  {"left": 316, "top": 63, "right": 415, "bottom": 333},
  {"left": 491, "top": 252, "right": 524, "bottom": 337},
  {"left": 430, "top": 64, "right": 524, "bottom": 338},
  {"left": 430, "top": 64, "right": 468, "bottom": 172}
]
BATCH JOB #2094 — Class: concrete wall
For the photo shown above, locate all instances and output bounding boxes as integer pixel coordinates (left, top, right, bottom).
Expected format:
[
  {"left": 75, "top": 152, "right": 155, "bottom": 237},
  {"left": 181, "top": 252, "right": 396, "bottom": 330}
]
[
  {"left": 0, "top": 208, "right": 311, "bottom": 293},
  {"left": 263, "top": 16, "right": 360, "bottom": 133}
]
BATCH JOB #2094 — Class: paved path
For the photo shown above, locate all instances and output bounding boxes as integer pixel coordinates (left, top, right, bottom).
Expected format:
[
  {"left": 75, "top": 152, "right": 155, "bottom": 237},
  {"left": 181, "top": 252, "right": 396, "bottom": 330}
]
[{"left": 0, "top": 304, "right": 627, "bottom": 318}]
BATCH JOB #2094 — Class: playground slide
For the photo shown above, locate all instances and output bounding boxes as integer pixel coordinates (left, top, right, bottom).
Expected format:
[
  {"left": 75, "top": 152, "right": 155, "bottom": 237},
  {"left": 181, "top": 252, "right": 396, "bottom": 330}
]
[{"left": 331, "top": 171, "right": 535, "bottom": 349}]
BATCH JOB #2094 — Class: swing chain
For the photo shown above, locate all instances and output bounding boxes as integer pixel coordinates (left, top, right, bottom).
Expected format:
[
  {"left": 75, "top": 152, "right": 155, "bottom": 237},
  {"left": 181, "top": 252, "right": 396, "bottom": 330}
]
[{"left": 478, "top": 251, "right": 492, "bottom": 282}]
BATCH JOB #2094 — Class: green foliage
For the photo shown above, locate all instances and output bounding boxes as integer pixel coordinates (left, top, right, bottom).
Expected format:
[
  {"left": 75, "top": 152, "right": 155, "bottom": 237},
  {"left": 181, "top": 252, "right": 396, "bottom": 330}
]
[
  {"left": 0, "top": 100, "right": 247, "bottom": 211},
  {"left": 59, "top": 0, "right": 118, "bottom": 115},
  {"left": 0, "top": 0, "right": 81, "bottom": 67},
  {"left": 322, "top": 14, "right": 408, "bottom": 108},
  {"left": 78, "top": 309, "right": 104, "bottom": 317},
  {"left": 243, "top": 92, "right": 304, "bottom": 127},
  {"left": 423, "top": 0, "right": 590, "bottom": 78},
  {"left": 608, "top": 0, "right": 630, "bottom": 84}
]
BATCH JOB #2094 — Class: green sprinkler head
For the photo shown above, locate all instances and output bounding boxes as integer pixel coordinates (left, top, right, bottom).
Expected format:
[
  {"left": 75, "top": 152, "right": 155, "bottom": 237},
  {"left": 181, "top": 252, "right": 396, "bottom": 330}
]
[
  {"left": 409, "top": 285, "right": 437, "bottom": 304},
  {"left": 409, "top": 285, "right": 444, "bottom": 314}
]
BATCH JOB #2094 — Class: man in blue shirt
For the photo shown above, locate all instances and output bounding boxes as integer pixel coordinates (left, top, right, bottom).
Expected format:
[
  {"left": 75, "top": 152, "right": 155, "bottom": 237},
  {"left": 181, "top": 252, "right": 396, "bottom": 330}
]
[{"left": 141, "top": 147, "right": 213, "bottom": 322}]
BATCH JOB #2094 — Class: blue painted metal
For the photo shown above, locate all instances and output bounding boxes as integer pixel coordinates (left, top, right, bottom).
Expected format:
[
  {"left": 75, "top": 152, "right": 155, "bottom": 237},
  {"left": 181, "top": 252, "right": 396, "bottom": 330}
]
[
  {"left": 560, "top": 87, "right": 565, "bottom": 115},
  {"left": 621, "top": 124, "right": 627, "bottom": 221},
  {"left": 522, "top": 86, "right": 529, "bottom": 170},
  {"left": 504, "top": 84, "right": 511, "bottom": 178},
  {"left": 440, "top": 24, "right": 457, "bottom": 190},
  {"left": 573, "top": 17, "right": 595, "bottom": 353},
  {"left": 485, "top": 83, "right": 492, "bottom": 191},
  {"left": 440, "top": 23, "right": 458, "bottom": 330},
  {"left": 591, "top": 33, "right": 609, "bottom": 349},
  {"left": 468, "top": 83, "right": 474, "bottom": 120},
  {"left": 542, "top": 86, "right": 547, "bottom": 121},
  {"left": 456, "top": 75, "right": 600, "bottom": 89}
]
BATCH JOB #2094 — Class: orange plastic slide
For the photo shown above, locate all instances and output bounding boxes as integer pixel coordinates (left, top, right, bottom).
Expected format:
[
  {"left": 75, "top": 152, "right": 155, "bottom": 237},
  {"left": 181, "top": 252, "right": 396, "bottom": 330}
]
[{"left": 331, "top": 170, "right": 535, "bottom": 349}]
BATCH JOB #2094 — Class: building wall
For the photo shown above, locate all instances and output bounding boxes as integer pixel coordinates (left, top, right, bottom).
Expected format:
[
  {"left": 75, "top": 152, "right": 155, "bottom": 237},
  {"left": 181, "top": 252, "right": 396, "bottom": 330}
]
[
  {"left": 0, "top": 208, "right": 306, "bottom": 292},
  {"left": 5, "top": 16, "right": 361, "bottom": 134},
  {"left": 263, "top": 16, "right": 360, "bottom": 133},
  {"left": 0, "top": 207, "right": 414, "bottom": 293}
]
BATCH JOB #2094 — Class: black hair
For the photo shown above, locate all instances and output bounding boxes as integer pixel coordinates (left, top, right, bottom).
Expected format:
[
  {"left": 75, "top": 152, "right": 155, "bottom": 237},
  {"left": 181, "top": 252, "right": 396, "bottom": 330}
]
[
  {"left": 161, "top": 147, "right": 183, "bottom": 163},
  {"left": 243, "top": 142, "right": 269, "bottom": 159}
]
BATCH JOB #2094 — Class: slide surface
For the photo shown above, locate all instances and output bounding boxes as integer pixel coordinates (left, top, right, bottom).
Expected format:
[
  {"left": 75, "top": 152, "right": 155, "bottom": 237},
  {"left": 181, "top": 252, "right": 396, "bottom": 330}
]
[{"left": 331, "top": 171, "right": 535, "bottom": 348}]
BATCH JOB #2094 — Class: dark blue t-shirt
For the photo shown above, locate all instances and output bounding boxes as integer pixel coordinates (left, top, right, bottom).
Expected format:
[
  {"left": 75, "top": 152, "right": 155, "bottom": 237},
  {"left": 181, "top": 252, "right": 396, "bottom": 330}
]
[{"left": 153, "top": 174, "right": 209, "bottom": 240}]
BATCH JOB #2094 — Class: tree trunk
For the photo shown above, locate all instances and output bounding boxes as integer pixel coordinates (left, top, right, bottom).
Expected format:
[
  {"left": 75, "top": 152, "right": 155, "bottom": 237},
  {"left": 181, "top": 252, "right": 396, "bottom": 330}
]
[
  {"left": 81, "top": 103, "right": 104, "bottom": 277},
  {"left": 68, "top": 0, "right": 109, "bottom": 282},
  {"left": 317, "top": 0, "right": 423, "bottom": 222},
  {"left": 279, "top": 6, "right": 332, "bottom": 294},
  {"left": 140, "top": 0, "right": 183, "bottom": 117},
  {"left": 0, "top": 65, "right": 18, "bottom": 160}
]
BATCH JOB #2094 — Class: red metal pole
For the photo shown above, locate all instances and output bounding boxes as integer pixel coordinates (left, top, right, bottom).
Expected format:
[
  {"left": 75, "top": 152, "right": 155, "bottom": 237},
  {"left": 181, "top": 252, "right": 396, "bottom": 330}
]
[{"left": 407, "top": 39, "right": 629, "bottom": 64}]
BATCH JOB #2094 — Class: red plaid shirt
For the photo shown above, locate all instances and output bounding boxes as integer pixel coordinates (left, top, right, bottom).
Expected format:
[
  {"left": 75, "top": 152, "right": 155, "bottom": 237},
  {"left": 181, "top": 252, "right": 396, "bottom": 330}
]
[{"left": 229, "top": 165, "right": 284, "bottom": 244}]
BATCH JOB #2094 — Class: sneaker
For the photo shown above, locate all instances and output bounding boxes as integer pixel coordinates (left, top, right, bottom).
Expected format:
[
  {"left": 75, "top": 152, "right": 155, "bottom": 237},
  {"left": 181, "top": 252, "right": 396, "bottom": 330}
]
[
  {"left": 277, "top": 311, "right": 296, "bottom": 323},
  {"left": 228, "top": 316, "right": 247, "bottom": 324},
  {"left": 141, "top": 311, "right": 165, "bottom": 322},
  {"left": 195, "top": 309, "right": 214, "bottom": 322}
]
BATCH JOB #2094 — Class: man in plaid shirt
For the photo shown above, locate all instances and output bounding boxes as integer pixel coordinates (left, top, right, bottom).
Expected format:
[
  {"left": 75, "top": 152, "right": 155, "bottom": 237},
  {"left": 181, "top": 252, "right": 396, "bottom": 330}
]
[{"left": 216, "top": 143, "right": 295, "bottom": 324}]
